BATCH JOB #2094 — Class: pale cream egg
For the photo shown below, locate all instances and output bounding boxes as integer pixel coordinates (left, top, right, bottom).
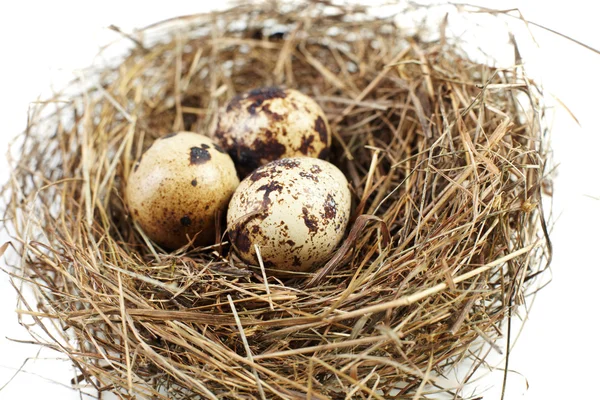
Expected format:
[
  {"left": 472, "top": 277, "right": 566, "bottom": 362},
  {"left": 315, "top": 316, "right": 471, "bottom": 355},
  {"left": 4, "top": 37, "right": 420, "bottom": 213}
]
[
  {"left": 127, "top": 132, "right": 239, "bottom": 249},
  {"left": 227, "top": 157, "right": 351, "bottom": 273}
]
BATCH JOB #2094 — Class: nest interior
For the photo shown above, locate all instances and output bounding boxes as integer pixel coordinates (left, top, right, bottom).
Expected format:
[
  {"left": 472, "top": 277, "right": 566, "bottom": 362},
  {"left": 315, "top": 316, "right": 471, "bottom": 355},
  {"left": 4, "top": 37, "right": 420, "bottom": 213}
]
[{"left": 2, "top": 2, "right": 551, "bottom": 399}]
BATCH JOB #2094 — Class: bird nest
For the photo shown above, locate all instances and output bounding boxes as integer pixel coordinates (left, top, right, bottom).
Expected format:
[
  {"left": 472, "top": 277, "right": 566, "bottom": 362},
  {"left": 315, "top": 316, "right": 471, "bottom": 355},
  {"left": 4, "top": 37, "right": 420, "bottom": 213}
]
[{"left": 1, "top": 1, "right": 551, "bottom": 399}]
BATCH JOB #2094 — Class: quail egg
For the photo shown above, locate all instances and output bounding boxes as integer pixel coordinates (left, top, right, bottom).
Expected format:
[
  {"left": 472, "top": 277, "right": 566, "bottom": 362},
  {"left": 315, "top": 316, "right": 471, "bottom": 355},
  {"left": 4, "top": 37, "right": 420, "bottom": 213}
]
[
  {"left": 212, "top": 87, "right": 331, "bottom": 176},
  {"left": 127, "top": 132, "right": 239, "bottom": 249},
  {"left": 227, "top": 157, "right": 351, "bottom": 273}
]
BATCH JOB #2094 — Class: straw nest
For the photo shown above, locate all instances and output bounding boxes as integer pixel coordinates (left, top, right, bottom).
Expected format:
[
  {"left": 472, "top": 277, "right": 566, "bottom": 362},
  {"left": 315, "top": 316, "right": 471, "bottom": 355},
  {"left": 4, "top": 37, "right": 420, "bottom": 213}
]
[{"left": 2, "top": 1, "right": 551, "bottom": 399}]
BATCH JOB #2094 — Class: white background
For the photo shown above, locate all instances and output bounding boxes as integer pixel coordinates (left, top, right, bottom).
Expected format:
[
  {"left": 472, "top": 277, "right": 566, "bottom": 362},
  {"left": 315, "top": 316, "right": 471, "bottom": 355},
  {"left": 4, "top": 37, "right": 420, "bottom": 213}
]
[{"left": 1, "top": 1, "right": 598, "bottom": 399}]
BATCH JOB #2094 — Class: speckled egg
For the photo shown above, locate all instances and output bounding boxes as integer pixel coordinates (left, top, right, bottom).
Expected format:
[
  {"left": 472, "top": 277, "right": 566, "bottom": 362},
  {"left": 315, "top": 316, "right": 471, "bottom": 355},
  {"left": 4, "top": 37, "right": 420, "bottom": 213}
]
[
  {"left": 127, "top": 132, "right": 239, "bottom": 249},
  {"left": 212, "top": 87, "right": 331, "bottom": 176},
  {"left": 227, "top": 157, "right": 351, "bottom": 273}
]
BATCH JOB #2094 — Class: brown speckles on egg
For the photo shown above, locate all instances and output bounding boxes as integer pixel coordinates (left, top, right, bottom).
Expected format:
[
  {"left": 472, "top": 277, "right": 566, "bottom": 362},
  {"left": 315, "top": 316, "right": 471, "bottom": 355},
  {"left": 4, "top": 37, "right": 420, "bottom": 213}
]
[
  {"left": 272, "top": 158, "right": 301, "bottom": 169},
  {"left": 191, "top": 179, "right": 198, "bottom": 187},
  {"left": 248, "top": 86, "right": 287, "bottom": 101},
  {"left": 258, "top": 181, "right": 283, "bottom": 206},
  {"left": 299, "top": 171, "right": 319, "bottom": 182},
  {"left": 261, "top": 103, "right": 284, "bottom": 121},
  {"left": 249, "top": 169, "right": 271, "bottom": 182},
  {"left": 301, "top": 207, "right": 319, "bottom": 234},
  {"left": 226, "top": 157, "right": 351, "bottom": 273},
  {"left": 322, "top": 193, "right": 337, "bottom": 220},
  {"left": 247, "top": 87, "right": 287, "bottom": 115},
  {"left": 190, "top": 146, "right": 211, "bottom": 165},
  {"left": 251, "top": 134, "right": 286, "bottom": 161},
  {"left": 299, "top": 135, "right": 315, "bottom": 154},
  {"left": 211, "top": 87, "right": 331, "bottom": 177}
]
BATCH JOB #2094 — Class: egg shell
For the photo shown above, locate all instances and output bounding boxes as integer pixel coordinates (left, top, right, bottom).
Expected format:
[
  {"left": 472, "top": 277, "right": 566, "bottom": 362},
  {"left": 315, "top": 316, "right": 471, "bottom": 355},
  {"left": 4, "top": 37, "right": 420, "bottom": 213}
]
[
  {"left": 227, "top": 157, "right": 351, "bottom": 273},
  {"left": 212, "top": 87, "right": 331, "bottom": 176},
  {"left": 127, "top": 132, "right": 239, "bottom": 249}
]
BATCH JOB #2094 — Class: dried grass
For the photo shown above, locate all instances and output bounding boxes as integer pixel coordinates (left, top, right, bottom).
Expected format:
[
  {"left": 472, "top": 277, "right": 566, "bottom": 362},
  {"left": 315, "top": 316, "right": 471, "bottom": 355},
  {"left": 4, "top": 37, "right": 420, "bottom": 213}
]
[{"left": 1, "top": 1, "right": 551, "bottom": 399}]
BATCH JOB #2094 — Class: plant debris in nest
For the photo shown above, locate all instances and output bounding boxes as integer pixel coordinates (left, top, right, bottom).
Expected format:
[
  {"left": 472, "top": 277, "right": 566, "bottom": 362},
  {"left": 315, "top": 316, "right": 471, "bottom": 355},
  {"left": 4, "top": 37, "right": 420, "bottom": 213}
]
[{"left": 1, "top": 1, "right": 551, "bottom": 399}]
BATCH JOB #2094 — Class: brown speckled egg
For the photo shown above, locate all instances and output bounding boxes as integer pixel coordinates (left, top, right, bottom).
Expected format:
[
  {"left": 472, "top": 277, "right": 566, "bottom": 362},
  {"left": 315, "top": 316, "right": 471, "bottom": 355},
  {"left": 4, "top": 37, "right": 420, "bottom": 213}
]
[
  {"left": 212, "top": 87, "right": 331, "bottom": 176},
  {"left": 127, "top": 132, "right": 239, "bottom": 249},
  {"left": 227, "top": 157, "right": 351, "bottom": 273}
]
